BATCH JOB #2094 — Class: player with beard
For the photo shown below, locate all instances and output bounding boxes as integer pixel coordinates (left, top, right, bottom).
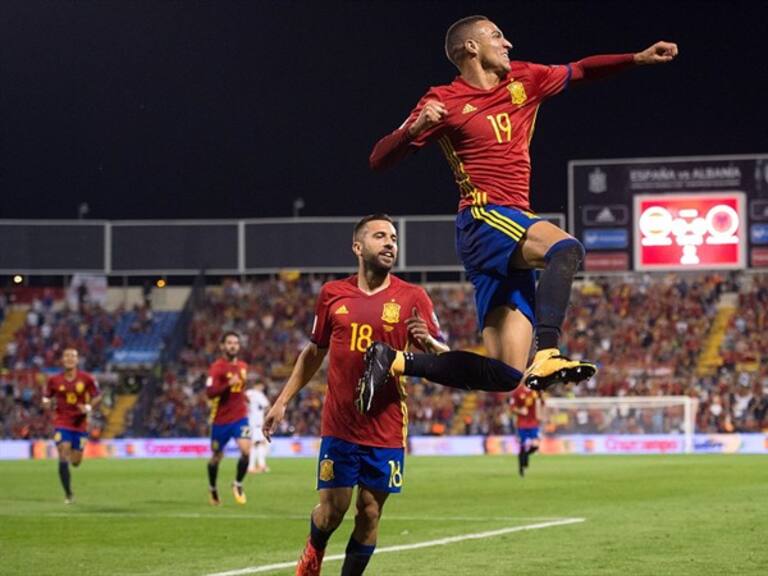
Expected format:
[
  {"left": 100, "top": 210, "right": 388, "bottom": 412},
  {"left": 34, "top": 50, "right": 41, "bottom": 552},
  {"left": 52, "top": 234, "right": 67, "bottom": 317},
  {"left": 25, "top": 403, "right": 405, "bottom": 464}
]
[
  {"left": 263, "top": 214, "right": 436, "bottom": 576},
  {"left": 205, "top": 332, "right": 251, "bottom": 505}
]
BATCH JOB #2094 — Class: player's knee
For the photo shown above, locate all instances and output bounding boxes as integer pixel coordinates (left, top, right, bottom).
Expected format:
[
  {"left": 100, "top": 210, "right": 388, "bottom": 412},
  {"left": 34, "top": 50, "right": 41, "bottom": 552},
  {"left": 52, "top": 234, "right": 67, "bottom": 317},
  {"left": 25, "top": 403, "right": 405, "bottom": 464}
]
[
  {"left": 71, "top": 459, "right": 82, "bottom": 468},
  {"left": 355, "top": 500, "right": 382, "bottom": 527},
  {"left": 544, "top": 238, "right": 585, "bottom": 268}
]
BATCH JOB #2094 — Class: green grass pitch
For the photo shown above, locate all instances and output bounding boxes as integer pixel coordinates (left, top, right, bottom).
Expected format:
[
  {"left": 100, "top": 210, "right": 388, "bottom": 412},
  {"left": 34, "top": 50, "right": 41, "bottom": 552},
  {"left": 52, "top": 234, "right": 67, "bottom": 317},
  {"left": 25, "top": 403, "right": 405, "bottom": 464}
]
[{"left": 1, "top": 455, "right": 765, "bottom": 575}]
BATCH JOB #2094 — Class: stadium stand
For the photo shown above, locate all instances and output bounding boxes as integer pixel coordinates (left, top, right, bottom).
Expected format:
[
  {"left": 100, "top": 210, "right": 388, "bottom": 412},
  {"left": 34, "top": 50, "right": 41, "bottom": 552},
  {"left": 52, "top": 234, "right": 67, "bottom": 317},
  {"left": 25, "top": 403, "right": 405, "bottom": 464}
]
[{"left": 3, "top": 273, "right": 767, "bottom": 440}]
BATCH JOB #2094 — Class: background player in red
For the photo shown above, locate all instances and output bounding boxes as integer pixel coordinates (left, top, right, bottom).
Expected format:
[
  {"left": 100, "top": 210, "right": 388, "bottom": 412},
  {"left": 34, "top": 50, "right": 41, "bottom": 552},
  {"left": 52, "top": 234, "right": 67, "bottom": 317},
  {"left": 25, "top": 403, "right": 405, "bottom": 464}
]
[
  {"left": 511, "top": 385, "right": 542, "bottom": 477},
  {"left": 263, "top": 214, "right": 443, "bottom": 576},
  {"left": 42, "top": 347, "right": 100, "bottom": 504},
  {"left": 370, "top": 15, "right": 677, "bottom": 391},
  {"left": 205, "top": 332, "right": 251, "bottom": 505}
]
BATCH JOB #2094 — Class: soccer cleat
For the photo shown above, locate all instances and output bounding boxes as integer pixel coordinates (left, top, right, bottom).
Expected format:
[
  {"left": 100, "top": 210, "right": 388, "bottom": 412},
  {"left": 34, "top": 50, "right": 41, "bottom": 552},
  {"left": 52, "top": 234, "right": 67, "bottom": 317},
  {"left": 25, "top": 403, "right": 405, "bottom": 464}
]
[
  {"left": 355, "top": 341, "right": 396, "bottom": 414},
  {"left": 296, "top": 537, "right": 324, "bottom": 576},
  {"left": 524, "top": 348, "right": 597, "bottom": 391},
  {"left": 232, "top": 482, "right": 247, "bottom": 505},
  {"left": 209, "top": 488, "right": 221, "bottom": 506},
  {"left": 64, "top": 494, "right": 75, "bottom": 505}
]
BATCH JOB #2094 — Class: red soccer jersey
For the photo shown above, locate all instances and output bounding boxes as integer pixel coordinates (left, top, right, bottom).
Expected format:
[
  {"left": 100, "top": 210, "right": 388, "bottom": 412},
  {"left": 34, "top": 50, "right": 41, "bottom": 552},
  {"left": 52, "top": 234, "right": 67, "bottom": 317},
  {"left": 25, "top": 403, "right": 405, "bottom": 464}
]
[
  {"left": 45, "top": 371, "right": 100, "bottom": 432},
  {"left": 206, "top": 358, "right": 249, "bottom": 425},
  {"left": 385, "top": 62, "right": 570, "bottom": 212},
  {"left": 511, "top": 385, "right": 540, "bottom": 429},
  {"left": 311, "top": 275, "right": 441, "bottom": 448}
]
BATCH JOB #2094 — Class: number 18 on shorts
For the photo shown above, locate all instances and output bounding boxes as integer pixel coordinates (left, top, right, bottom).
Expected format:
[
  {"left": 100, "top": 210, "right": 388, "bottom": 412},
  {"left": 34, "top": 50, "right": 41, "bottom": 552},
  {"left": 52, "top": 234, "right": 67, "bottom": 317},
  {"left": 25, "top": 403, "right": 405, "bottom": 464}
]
[{"left": 317, "top": 436, "right": 405, "bottom": 493}]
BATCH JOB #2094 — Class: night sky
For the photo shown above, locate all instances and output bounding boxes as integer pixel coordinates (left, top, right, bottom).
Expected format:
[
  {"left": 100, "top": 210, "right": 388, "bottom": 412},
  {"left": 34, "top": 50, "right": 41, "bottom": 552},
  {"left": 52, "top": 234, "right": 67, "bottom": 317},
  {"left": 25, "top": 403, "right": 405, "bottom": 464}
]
[{"left": 2, "top": 1, "right": 767, "bottom": 221}]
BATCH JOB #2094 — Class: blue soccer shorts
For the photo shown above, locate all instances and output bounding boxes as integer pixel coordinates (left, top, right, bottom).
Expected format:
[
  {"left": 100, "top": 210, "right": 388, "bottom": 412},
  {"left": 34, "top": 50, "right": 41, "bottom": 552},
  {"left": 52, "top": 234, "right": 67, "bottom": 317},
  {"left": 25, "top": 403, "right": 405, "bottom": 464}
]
[
  {"left": 54, "top": 428, "right": 88, "bottom": 451},
  {"left": 518, "top": 427, "right": 540, "bottom": 443},
  {"left": 210, "top": 418, "right": 251, "bottom": 452},
  {"left": 456, "top": 204, "right": 542, "bottom": 329},
  {"left": 316, "top": 436, "right": 405, "bottom": 494}
]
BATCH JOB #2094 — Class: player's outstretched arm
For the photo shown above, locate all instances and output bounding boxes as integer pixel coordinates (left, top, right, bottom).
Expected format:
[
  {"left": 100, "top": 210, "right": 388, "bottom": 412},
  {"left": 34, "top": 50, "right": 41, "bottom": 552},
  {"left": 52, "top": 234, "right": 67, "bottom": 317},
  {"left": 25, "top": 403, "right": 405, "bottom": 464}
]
[
  {"left": 262, "top": 343, "right": 328, "bottom": 442},
  {"left": 569, "top": 41, "right": 677, "bottom": 83}
]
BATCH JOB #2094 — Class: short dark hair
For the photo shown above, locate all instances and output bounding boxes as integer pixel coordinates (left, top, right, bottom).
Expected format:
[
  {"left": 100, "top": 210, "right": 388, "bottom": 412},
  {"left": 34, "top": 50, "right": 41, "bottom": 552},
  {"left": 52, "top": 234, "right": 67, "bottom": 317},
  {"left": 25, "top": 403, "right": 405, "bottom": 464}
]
[
  {"left": 220, "top": 331, "right": 240, "bottom": 343},
  {"left": 445, "top": 14, "right": 489, "bottom": 68},
  {"left": 353, "top": 213, "right": 395, "bottom": 241}
]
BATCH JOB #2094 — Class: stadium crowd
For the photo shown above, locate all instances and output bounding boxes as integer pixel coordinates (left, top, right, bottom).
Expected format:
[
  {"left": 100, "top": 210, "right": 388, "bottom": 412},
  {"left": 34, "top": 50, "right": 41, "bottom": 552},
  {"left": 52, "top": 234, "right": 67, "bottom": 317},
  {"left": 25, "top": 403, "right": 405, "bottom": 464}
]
[
  {"left": 2, "top": 296, "right": 123, "bottom": 372},
  {"left": 2, "top": 273, "right": 767, "bottom": 439}
]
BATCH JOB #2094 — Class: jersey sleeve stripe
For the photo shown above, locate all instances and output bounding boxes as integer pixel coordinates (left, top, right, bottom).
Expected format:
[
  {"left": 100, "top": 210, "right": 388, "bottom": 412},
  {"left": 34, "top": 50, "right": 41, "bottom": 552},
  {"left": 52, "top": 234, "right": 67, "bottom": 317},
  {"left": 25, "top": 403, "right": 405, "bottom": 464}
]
[{"left": 564, "top": 64, "right": 573, "bottom": 90}]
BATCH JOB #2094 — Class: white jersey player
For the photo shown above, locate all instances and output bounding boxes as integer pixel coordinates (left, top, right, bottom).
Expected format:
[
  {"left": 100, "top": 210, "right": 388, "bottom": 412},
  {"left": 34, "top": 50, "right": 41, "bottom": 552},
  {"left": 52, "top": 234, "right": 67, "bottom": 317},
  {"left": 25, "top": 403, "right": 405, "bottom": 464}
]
[{"left": 246, "top": 383, "right": 271, "bottom": 473}]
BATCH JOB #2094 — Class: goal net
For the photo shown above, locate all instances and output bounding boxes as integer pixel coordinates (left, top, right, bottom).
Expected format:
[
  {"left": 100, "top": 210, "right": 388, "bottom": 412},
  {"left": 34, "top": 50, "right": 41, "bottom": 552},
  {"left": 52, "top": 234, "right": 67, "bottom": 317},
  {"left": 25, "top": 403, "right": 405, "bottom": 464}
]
[{"left": 542, "top": 396, "right": 699, "bottom": 453}]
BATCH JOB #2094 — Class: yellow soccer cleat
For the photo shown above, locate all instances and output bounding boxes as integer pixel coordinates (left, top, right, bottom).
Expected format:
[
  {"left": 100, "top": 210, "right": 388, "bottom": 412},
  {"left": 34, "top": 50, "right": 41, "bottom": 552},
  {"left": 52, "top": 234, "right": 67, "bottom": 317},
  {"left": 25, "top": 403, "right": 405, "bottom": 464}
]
[
  {"left": 232, "top": 482, "right": 247, "bottom": 505},
  {"left": 209, "top": 487, "right": 221, "bottom": 506},
  {"left": 524, "top": 348, "right": 597, "bottom": 391}
]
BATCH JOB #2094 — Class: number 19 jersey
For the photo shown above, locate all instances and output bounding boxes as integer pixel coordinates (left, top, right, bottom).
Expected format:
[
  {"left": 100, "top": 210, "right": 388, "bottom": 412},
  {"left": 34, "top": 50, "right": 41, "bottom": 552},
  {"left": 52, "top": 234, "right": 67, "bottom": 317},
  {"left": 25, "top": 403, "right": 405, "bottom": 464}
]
[
  {"left": 311, "top": 275, "right": 441, "bottom": 448},
  {"left": 402, "top": 62, "right": 570, "bottom": 212}
]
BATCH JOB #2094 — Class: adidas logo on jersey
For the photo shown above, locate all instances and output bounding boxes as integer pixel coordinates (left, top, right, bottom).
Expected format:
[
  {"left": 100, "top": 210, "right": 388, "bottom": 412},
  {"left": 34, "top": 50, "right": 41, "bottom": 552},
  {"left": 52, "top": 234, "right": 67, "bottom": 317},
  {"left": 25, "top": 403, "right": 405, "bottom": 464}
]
[
  {"left": 462, "top": 103, "right": 477, "bottom": 114},
  {"left": 335, "top": 305, "right": 349, "bottom": 315}
]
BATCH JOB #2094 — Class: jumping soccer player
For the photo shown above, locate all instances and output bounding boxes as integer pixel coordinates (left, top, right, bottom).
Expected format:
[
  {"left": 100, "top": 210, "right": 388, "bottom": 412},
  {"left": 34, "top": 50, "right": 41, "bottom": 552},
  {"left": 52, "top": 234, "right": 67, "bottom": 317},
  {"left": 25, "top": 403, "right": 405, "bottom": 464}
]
[
  {"left": 206, "top": 332, "right": 251, "bottom": 505},
  {"left": 370, "top": 15, "right": 677, "bottom": 390},
  {"left": 42, "top": 348, "right": 100, "bottom": 504}
]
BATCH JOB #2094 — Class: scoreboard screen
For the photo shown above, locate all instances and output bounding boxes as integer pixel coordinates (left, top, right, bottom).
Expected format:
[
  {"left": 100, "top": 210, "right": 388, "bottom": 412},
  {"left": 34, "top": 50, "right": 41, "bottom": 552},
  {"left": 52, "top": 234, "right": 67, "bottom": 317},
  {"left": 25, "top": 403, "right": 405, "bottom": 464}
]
[
  {"left": 569, "top": 154, "right": 768, "bottom": 271},
  {"left": 634, "top": 193, "right": 746, "bottom": 271}
]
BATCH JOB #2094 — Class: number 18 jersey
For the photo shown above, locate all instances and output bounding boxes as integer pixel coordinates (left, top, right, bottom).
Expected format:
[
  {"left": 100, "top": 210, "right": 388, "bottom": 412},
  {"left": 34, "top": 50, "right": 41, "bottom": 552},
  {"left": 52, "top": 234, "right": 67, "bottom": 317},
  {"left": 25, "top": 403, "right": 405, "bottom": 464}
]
[{"left": 311, "top": 275, "right": 441, "bottom": 448}]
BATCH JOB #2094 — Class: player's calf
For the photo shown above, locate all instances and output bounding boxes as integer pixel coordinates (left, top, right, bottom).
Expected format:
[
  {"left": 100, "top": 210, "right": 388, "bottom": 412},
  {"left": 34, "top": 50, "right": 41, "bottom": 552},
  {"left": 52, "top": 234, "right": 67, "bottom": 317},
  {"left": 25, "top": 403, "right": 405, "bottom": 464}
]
[
  {"left": 58, "top": 461, "right": 73, "bottom": 501},
  {"left": 358, "top": 343, "right": 521, "bottom": 411}
]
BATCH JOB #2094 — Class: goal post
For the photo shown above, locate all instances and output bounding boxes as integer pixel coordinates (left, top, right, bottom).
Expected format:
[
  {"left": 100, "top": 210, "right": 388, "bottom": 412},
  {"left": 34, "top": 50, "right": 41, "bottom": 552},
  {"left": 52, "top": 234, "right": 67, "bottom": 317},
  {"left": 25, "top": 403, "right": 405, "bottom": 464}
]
[{"left": 542, "top": 396, "right": 699, "bottom": 454}]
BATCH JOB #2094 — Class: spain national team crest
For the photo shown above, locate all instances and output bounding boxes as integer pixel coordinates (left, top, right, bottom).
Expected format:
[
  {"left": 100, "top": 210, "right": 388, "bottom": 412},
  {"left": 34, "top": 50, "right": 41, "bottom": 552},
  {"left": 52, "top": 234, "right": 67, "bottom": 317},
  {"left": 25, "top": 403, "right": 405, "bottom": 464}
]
[
  {"left": 319, "top": 459, "right": 335, "bottom": 481},
  {"left": 508, "top": 81, "right": 527, "bottom": 105},
  {"left": 381, "top": 301, "right": 401, "bottom": 324},
  {"left": 75, "top": 381, "right": 85, "bottom": 394}
]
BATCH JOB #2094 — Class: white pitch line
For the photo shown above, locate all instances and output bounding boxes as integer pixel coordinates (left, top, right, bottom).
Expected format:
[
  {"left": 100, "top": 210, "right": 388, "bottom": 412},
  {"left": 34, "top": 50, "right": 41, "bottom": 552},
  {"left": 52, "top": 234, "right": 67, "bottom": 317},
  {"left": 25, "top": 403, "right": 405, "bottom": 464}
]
[{"left": 205, "top": 517, "right": 586, "bottom": 576}]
